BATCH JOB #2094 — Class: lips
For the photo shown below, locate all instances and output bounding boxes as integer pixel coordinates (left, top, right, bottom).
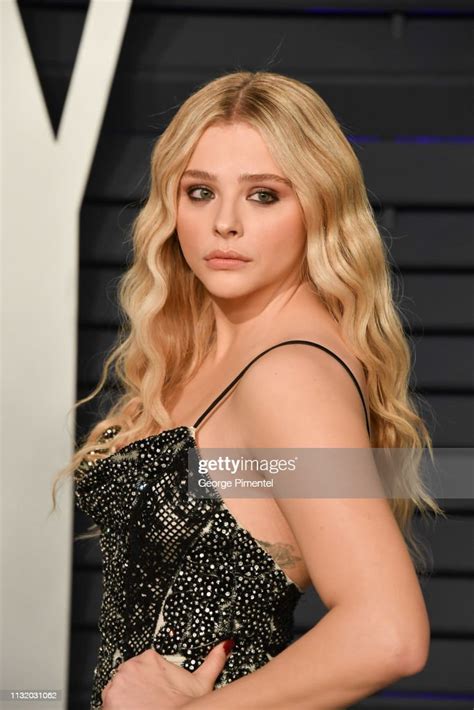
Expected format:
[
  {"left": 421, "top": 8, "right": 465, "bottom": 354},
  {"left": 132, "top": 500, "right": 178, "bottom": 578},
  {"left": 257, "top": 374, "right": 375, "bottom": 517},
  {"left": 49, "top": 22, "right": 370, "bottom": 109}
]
[{"left": 204, "top": 250, "right": 251, "bottom": 262}]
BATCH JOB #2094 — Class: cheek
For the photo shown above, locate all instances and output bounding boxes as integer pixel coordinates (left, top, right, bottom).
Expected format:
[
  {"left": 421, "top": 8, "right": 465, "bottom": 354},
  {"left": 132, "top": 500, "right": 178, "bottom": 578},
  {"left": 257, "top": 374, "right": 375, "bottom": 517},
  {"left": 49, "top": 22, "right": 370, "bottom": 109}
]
[
  {"left": 175, "top": 205, "right": 203, "bottom": 257},
  {"left": 259, "top": 207, "right": 306, "bottom": 254},
  {"left": 175, "top": 202, "right": 193, "bottom": 239}
]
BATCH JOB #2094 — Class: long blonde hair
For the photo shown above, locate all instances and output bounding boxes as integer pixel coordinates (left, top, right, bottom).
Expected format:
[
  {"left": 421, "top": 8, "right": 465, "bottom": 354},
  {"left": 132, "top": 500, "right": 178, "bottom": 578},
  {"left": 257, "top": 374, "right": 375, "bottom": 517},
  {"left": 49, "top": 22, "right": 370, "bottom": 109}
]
[{"left": 52, "top": 70, "right": 445, "bottom": 571}]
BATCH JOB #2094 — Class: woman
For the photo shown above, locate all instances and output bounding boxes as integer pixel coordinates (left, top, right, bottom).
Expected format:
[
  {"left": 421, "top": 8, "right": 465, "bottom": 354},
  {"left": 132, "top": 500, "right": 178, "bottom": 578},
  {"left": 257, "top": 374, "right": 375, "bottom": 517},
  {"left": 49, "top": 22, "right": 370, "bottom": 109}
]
[{"left": 53, "top": 71, "right": 444, "bottom": 709}]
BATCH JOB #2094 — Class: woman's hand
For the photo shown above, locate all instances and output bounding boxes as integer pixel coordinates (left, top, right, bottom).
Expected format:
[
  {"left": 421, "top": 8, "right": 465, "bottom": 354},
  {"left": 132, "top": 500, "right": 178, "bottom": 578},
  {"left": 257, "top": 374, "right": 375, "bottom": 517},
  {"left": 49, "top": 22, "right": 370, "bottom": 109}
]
[{"left": 101, "top": 639, "right": 234, "bottom": 710}]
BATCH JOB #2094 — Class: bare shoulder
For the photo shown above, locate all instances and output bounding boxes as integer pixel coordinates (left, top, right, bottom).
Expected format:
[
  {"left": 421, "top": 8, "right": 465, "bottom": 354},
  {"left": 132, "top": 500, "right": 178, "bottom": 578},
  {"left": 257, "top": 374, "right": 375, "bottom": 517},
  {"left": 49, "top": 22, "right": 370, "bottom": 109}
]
[
  {"left": 233, "top": 341, "right": 370, "bottom": 448},
  {"left": 232, "top": 342, "right": 429, "bottom": 667}
]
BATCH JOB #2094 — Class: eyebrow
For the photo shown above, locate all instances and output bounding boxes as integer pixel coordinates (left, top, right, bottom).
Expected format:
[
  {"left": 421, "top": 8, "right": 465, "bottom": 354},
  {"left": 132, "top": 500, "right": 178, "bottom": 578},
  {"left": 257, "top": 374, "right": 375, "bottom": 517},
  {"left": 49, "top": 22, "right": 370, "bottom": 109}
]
[{"left": 181, "top": 169, "right": 292, "bottom": 188}]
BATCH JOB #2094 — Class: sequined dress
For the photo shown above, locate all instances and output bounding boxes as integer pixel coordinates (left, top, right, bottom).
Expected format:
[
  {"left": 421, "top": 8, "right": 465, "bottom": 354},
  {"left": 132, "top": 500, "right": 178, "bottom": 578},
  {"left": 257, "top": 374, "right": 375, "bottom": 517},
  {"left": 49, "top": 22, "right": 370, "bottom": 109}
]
[{"left": 74, "top": 340, "right": 371, "bottom": 709}]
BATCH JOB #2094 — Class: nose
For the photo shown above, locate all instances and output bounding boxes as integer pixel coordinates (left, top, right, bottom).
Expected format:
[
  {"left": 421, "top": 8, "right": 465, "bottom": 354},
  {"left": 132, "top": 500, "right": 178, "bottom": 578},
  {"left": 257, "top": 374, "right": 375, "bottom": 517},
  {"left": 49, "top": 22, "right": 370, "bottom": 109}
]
[
  {"left": 214, "top": 223, "right": 240, "bottom": 238},
  {"left": 213, "top": 198, "right": 242, "bottom": 238}
]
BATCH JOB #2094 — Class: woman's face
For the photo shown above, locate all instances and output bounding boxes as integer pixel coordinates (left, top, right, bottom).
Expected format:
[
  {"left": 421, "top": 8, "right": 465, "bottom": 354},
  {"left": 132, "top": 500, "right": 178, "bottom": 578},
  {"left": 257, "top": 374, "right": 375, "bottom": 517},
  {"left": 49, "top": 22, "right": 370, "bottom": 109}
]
[{"left": 175, "top": 122, "right": 307, "bottom": 301}]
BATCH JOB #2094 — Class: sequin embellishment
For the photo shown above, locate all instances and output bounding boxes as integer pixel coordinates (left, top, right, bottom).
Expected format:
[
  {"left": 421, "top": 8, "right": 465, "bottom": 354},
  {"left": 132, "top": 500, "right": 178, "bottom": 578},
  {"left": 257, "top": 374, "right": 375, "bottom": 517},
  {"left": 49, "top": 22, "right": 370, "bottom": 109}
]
[
  {"left": 74, "top": 425, "right": 303, "bottom": 709},
  {"left": 73, "top": 339, "right": 374, "bottom": 708}
]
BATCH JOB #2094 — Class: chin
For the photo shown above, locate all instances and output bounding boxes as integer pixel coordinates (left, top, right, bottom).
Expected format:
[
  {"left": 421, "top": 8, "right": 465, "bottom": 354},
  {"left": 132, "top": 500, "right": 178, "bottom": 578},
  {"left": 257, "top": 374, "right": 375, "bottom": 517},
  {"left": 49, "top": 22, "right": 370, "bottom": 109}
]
[
  {"left": 200, "top": 280, "right": 254, "bottom": 300},
  {"left": 206, "top": 287, "right": 253, "bottom": 300}
]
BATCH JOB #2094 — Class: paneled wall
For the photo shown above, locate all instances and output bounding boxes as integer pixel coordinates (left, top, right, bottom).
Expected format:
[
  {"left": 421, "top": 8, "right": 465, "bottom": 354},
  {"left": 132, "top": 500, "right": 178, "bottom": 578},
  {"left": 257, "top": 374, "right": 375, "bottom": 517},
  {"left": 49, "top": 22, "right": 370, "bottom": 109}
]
[{"left": 17, "top": 1, "right": 473, "bottom": 708}]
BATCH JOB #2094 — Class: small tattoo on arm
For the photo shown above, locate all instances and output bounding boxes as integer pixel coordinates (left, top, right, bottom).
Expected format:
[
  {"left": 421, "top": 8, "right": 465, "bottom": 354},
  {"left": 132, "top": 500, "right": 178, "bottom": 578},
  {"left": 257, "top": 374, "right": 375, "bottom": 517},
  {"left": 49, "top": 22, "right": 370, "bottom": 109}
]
[{"left": 255, "top": 539, "right": 302, "bottom": 568}]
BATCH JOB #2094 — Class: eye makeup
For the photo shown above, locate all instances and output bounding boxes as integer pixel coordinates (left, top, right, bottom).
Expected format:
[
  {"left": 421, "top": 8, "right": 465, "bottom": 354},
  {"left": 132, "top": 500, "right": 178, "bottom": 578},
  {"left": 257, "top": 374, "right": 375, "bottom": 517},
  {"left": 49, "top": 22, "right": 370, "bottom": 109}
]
[{"left": 185, "top": 185, "right": 280, "bottom": 205}]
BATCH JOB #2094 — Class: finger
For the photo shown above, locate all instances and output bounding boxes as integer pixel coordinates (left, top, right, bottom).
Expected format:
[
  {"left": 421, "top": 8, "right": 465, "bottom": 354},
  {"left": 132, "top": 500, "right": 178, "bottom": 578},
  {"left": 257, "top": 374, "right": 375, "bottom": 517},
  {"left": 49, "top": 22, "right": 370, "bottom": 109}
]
[{"left": 193, "top": 639, "right": 234, "bottom": 687}]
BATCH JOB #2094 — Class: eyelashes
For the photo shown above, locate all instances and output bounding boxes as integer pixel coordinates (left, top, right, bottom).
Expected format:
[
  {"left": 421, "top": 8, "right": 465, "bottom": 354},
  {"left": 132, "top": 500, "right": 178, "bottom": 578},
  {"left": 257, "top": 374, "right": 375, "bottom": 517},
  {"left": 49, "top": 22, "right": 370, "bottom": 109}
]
[{"left": 185, "top": 185, "right": 279, "bottom": 205}]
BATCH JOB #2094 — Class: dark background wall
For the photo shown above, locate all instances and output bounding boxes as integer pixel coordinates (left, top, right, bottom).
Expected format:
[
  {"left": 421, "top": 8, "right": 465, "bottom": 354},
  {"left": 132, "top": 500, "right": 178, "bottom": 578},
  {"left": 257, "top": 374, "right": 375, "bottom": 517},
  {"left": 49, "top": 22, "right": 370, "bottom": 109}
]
[{"left": 17, "top": 1, "right": 473, "bottom": 708}]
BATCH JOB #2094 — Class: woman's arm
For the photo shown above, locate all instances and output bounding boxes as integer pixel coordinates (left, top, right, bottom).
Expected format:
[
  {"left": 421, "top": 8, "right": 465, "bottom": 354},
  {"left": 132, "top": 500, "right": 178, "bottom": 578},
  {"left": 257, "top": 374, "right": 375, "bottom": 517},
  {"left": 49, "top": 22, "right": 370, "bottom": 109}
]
[
  {"left": 187, "top": 345, "right": 430, "bottom": 710},
  {"left": 186, "top": 608, "right": 425, "bottom": 710}
]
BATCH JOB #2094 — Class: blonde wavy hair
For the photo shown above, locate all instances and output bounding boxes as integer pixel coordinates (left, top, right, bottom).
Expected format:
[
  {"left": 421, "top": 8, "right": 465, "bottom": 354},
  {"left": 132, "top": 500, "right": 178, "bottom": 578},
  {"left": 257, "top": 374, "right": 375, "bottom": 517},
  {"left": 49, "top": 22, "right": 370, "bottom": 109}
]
[{"left": 51, "top": 70, "right": 445, "bottom": 572}]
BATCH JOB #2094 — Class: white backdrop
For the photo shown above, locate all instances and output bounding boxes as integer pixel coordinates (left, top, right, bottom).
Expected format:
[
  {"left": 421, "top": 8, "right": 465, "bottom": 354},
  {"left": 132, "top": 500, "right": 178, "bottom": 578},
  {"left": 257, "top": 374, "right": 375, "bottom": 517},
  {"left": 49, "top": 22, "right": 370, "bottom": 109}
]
[{"left": 1, "top": 1, "right": 132, "bottom": 706}]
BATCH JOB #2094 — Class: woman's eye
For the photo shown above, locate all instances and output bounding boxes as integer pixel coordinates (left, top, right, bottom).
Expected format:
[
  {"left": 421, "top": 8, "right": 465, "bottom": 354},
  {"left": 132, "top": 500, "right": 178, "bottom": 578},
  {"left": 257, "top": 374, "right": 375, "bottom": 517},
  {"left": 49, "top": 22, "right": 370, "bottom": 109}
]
[
  {"left": 249, "top": 190, "right": 278, "bottom": 204},
  {"left": 187, "top": 187, "right": 213, "bottom": 201},
  {"left": 185, "top": 186, "right": 278, "bottom": 204}
]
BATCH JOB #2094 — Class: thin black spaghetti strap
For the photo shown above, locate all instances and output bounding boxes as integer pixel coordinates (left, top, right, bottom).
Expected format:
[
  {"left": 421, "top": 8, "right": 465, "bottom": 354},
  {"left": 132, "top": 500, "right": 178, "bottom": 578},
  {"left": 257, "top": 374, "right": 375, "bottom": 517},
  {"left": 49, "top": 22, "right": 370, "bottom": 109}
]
[{"left": 192, "top": 339, "right": 371, "bottom": 437}]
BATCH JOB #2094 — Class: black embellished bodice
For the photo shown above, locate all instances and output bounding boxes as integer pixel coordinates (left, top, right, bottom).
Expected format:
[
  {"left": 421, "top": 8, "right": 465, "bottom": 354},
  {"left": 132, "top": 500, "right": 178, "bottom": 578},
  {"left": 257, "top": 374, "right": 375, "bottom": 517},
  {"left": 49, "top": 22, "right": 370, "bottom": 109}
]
[{"left": 73, "top": 340, "right": 371, "bottom": 709}]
